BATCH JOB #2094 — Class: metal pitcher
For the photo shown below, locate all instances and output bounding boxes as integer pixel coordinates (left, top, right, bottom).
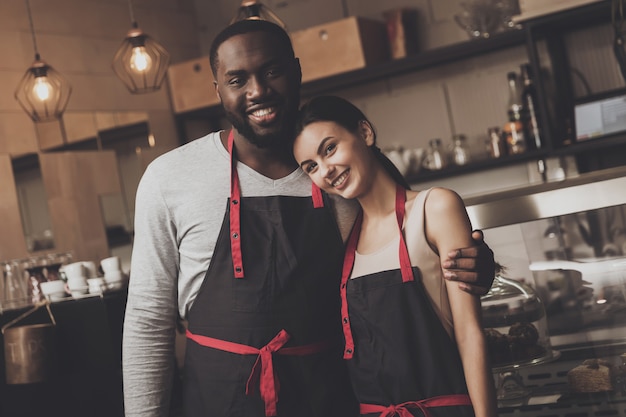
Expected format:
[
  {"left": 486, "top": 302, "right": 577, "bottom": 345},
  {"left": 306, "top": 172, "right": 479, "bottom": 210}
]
[{"left": 2, "top": 302, "right": 57, "bottom": 384}]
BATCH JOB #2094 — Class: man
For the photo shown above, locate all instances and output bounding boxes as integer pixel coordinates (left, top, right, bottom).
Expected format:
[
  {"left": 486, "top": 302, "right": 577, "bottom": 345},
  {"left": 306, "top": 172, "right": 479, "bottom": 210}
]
[{"left": 122, "top": 20, "right": 495, "bottom": 417}]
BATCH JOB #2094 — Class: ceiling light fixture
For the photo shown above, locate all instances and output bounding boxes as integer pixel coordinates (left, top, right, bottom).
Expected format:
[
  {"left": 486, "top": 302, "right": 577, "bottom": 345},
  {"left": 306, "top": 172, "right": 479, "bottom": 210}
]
[
  {"left": 112, "top": 0, "right": 170, "bottom": 94},
  {"left": 232, "top": 0, "right": 286, "bottom": 28},
  {"left": 14, "top": 0, "right": 72, "bottom": 123}
]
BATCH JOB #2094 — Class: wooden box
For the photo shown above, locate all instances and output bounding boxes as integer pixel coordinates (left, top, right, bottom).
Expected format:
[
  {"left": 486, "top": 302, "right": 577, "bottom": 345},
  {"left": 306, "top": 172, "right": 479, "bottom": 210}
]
[
  {"left": 291, "top": 16, "right": 390, "bottom": 83},
  {"left": 167, "top": 56, "right": 220, "bottom": 114}
]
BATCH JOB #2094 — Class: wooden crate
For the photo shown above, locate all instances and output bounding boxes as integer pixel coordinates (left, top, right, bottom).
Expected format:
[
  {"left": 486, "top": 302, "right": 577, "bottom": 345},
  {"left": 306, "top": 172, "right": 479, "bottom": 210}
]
[
  {"left": 167, "top": 56, "right": 220, "bottom": 114},
  {"left": 291, "top": 16, "right": 390, "bottom": 83}
]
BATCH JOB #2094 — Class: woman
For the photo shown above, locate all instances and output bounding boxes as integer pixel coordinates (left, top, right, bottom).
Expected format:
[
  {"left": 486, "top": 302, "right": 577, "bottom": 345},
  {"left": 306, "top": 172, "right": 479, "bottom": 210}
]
[{"left": 292, "top": 96, "right": 497, "bottom": 417}]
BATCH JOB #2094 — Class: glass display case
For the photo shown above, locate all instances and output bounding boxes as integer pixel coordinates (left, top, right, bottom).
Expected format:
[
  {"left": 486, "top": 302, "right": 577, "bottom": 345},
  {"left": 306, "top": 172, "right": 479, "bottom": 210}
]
[{"left": 465, "top": 166, "right": 626, "bottom": 416}]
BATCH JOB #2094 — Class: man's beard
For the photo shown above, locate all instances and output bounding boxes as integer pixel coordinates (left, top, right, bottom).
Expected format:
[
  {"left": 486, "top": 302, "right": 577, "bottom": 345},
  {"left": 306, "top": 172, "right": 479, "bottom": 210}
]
[{"left": 224, "top": 107, "right": 296, "bottom": 150}]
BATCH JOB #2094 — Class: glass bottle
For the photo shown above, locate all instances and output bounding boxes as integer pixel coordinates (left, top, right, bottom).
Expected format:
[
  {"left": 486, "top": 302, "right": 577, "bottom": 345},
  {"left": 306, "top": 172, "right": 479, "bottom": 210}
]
[
  {"left": 520, "top": 64, "right": 543, "bottom": 150},
  {"left": 503, "top": 110, "right": 527, "bottom": 155},
  {"left": 423, "top": 138, "right": 447, "bottom": 170},
  {"left": 487, "top": 127, "right": 507, "bottom": 158},
  {"left": 451, "top": 134, "right": 471, "bottom": 166},
  {"left": 507, "top": 71, "right": 523, "bottom": 121}
]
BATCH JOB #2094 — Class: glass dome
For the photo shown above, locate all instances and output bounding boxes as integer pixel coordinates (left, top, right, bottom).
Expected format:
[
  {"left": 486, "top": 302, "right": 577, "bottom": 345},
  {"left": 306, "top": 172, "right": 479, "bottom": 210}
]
[{"left": 481, "top": 274, "right": 554, "bottom": 369}]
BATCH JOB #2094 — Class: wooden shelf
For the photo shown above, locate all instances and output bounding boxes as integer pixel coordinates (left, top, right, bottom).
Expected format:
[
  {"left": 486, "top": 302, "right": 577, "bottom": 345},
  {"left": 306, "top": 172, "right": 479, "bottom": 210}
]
[
  {"left": 174, "top": 0, "right": 624, "bottom": 182},
  {"left": 407, "top": 149, "right": 547, "bottom": 184},
  {"left": 301, "top": 28, "right": 527, "bottom": 96}
]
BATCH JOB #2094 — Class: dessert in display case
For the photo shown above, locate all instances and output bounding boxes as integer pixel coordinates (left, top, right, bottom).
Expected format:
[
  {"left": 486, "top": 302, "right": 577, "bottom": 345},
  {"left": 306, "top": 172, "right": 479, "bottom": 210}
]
[
  {"left": 465, "top": 167, "right": 626, "bottom": 415},
  {"left": 482, "top": 272, "right": 560, "bottom": 401}
]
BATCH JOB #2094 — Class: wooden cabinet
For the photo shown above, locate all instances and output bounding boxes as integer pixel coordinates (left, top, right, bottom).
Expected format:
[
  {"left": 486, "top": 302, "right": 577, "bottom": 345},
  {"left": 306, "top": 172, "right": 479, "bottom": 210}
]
[
  {"left": 167, "top": 56, "right": 220, "bottom": 114},
  {"left": 291, "top": 16, "right": 389, "bottom": 82}
]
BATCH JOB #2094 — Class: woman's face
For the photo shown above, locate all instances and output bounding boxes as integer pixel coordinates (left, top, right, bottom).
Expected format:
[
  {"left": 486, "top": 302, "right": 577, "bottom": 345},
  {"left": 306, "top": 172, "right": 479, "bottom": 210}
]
[{"left": 293, "top": 120, "right": 376, "bottom": 200}]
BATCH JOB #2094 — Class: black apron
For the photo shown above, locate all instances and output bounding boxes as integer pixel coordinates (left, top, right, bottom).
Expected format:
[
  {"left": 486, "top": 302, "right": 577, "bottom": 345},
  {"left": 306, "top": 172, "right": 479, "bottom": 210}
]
[
  {"left": 340, "top": 185, "right": 474, "bottom": 417},
  {"left": 183, "top": 131, "right": 358, "bottom": 417}
]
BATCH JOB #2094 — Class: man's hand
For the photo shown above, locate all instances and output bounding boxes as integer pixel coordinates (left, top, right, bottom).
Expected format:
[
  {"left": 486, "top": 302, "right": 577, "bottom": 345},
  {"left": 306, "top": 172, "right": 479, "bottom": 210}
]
[{"left": 442, "top": 230, "right": 495, "bottom": 295}]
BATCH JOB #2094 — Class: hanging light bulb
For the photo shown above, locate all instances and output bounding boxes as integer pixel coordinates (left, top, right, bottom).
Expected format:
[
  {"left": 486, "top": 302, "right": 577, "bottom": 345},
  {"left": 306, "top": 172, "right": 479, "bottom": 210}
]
[
  {"left": 130, "top": 46, "right": 153, "bottom": 73},
  {"left": 33, "top": 76, "right": 52, "bottom": 101},
  {"left": 14, "top": 0, "right": 71, "bottom": 122},
  {"left": 112, "top": 0, "right": 170, "bottom": 94},
  {"left": 232, "top": 0, "right": 286, "bottom": 28}
]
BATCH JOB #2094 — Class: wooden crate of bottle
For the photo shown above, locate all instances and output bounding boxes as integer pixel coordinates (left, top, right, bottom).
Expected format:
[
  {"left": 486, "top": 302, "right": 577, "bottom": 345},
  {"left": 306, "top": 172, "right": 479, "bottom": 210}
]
[
  {"left": 291, "top": 16, "right": 390, "bottom": 82},
  {"left": 167, "top": 56, "right": 220, "bottom": 114}
]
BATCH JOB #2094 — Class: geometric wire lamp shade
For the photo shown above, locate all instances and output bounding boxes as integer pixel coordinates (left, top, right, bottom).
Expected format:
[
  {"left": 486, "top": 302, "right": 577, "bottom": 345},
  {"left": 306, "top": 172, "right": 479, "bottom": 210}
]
[
  {"left": 14, "top": 58, "right": 72, "bottom": 123},
  {"left": 112, "top": 28, "right": 171, "bottom": 94}
]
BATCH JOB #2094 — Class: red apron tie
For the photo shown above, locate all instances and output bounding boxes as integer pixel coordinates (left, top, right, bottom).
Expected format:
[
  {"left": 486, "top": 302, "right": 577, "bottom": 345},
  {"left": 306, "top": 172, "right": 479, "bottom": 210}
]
[
  {"left": 360, "top": 394, "right": 472, "bottom": 417},
  {"left": 186, "top": 329, "right": 332, "bottom": 416}
]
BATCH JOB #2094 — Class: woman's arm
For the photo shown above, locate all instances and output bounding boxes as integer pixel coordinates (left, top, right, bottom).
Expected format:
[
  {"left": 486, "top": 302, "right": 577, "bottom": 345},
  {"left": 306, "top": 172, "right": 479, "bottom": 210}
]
[{"left": 424, "top": 187, "right": 498, "bottom": 417}]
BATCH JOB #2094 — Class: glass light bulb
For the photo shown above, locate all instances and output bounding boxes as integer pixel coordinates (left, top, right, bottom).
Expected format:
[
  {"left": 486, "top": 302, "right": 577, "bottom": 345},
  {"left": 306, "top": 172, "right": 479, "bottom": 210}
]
[
  {"left": 33, "top": 77, "right": 52, "bottom": 101},
  {"left": 130, "top": 46, "right": 152, "bottom": 73}
]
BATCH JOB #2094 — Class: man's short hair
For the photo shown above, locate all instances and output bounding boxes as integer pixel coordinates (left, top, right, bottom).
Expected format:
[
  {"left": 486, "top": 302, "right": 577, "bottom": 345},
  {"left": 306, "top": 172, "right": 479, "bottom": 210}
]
[{"left": 209, "top": 20, "right": 295, "bottom": 76}]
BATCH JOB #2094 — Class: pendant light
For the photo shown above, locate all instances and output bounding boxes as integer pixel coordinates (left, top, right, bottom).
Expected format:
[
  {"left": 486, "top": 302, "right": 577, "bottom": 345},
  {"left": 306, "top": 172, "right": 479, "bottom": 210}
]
[
  {"left": 231, "top": 0, "right": 286, "bottom": 28},
  {"left": 112, "top": 0, "right": 170, "bottom": 94},
  {"left": 14, "top": 0, "right": 72, "bottom": 123}
]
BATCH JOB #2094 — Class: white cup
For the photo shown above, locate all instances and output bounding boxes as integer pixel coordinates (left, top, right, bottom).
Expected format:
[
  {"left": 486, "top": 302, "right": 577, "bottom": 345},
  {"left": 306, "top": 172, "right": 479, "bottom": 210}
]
[
  {"left": 100, "top": 256, "right": 121, "bottom": 274},
  {"left": 40, "top": 280, "right": 67, "bottom": 301},
  {"left": 82, "top": 261, "right": 98, "bottom": 278},
  {"left": 63, "top": 262, "right": 86, "bottom": 280},
  {"left": 104, "top": 270, "right": 124, "bottom": 283},
  {"left": 87, "top": 277, "right": 106, "bottom": 294},
  {"left": 66, "top": 277, "right": 88, "bottom": 295}
]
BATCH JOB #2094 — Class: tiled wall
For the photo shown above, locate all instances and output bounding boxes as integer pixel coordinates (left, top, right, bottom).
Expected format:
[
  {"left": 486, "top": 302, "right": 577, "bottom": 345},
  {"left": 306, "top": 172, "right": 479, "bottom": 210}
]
[{"left": 0, "top": 0, "right": 201, "bottom": 155}]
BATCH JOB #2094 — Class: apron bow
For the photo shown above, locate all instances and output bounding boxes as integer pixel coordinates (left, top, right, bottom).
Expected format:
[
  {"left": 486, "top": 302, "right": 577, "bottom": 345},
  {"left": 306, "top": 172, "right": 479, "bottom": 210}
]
[
  {"left": 245, "top": 329, "right": 291, "bottom": 416},
  {"left": 360, "top": 394, "right": 471, "bottom": 417}
]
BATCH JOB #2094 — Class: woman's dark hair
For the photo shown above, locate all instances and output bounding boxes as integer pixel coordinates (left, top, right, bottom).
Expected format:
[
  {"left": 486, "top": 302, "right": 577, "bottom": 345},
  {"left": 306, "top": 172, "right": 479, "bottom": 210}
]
[{"left": 295, "top": 95, "right": 410, "bottom": 189}]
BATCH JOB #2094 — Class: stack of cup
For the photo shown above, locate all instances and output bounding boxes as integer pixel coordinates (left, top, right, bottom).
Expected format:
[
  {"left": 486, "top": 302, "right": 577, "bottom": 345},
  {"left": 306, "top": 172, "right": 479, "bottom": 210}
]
[
  {"left": 87, "top": 277, "right": 106, "bottom": 295},
  {"left": 39, "top": 280, "right": 68, "bottom": 302},
  {"left": 63, "top": 262, "right": 89, "bottom": 298},
  {"left": 101, "top": 256, "right": 125, "bottom": 291}
]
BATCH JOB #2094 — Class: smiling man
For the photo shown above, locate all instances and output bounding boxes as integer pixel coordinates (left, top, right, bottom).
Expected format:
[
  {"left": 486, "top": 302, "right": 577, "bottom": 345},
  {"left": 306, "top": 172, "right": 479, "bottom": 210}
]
[{"left": 122, "top": 20, "right": 495, "bottom": 417}]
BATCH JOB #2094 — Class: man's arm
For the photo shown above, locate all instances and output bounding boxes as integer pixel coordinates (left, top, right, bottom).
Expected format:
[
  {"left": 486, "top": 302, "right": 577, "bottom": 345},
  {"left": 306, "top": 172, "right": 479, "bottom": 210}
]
[
  {"left": 442, "top": 230, "right": 496, "bottom": 296},
  {"left": 123, "top": 169, "right": 180, "bottom": 417}
]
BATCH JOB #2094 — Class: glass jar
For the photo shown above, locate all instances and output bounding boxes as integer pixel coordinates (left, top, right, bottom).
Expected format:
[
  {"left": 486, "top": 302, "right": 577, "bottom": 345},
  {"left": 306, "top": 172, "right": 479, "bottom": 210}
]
[
  {"left": 422, "top": 138, "right": 447, "bottom": 170},
  {"left": 451, "top": 134, "right": 471, "bottom": 166},
  {"left": 1, "top": 261, "right": 29, "bottom": 311},
  {"left": 481, "top": 275, "right": 553, "bottom": 368}
]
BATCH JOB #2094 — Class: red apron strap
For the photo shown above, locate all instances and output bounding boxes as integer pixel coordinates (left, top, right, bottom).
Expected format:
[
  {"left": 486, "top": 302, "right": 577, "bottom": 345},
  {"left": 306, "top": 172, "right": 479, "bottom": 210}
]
[
  {"left": 340, "top": 210, "right": 362, "bottom": 359},
  {"left": 311, "top": 182, "right": 324, "bottom": 208},
  {"left": 395, "top": 184, "right": 414, "bottom": 283},
  {"left": 341, "top": 184, "right": 413, "bottom": 359},
  {"left": 186, "top": 328, "right": 333, "bottom": 416},
  {"left": 228, "top": 130, "right": 245, "bottom": 278},
  {"left": 359, "top": 394, "right": 472, "bottom": 417}
]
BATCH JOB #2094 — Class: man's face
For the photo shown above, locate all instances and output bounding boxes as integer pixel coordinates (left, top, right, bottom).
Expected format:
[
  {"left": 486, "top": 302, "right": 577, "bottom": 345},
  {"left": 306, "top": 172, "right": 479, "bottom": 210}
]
[{"left": 214, "top": 31, "right": 301, "bottom": 150}]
